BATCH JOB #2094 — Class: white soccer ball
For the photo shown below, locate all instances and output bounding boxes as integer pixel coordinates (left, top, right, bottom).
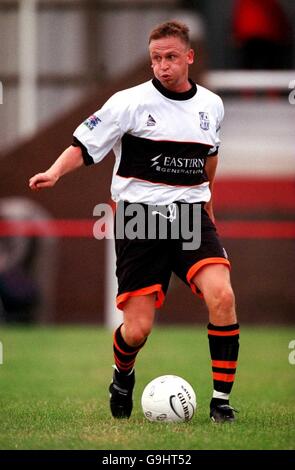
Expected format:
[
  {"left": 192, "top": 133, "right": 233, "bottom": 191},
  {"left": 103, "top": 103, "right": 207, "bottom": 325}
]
[{"left": 141, "top": 375, "right": 197, "bottom": 422}]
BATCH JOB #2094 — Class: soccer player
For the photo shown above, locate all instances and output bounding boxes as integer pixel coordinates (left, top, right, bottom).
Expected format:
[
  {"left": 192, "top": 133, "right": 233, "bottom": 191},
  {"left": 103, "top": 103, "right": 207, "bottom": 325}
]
[{"left": 29, "top": 21, "right": 239, "bottom": 423}]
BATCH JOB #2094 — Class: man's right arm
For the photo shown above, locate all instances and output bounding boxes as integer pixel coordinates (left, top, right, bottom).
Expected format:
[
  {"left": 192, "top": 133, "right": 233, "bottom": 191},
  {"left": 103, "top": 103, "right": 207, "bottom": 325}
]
[{"left": 29, "top": 145, "right": 83, "bottom": 191}]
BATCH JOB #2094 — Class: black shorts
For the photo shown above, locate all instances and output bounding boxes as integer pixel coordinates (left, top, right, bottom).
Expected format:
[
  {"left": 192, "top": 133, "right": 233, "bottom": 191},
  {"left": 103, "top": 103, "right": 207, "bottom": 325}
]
[{"left": 115, "top": 201, "right": 230, "bottom": 310}]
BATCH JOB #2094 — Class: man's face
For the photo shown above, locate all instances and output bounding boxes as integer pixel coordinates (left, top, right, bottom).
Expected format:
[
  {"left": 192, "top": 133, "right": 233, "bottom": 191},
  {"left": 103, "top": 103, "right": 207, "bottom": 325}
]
[{"left": 149, "top": 36, "right": 194, "bottom": 93}]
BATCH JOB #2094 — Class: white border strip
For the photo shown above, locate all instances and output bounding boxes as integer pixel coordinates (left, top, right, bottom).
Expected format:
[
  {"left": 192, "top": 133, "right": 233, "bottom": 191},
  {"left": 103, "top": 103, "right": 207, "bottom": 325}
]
[{"left": 206, "top": 70, "right": 295, "bottom": 91}]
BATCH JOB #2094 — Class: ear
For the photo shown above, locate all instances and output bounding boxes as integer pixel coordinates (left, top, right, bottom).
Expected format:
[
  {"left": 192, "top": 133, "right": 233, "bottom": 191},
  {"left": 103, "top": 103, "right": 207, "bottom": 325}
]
[{"left": 187, "top": 48, "right": 194, "bottom": 65}]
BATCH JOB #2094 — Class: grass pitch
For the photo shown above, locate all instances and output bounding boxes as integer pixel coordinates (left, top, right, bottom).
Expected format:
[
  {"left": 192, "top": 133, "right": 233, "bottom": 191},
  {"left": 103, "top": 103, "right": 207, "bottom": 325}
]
[{"left": 0, "top": 325, "right": 294, "bottom": 450}]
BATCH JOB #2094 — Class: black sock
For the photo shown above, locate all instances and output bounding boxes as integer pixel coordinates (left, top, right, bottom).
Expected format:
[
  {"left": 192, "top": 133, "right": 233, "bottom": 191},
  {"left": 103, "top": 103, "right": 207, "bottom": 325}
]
[
  {"left": 113, "top": 324, "right": 146, "bottom": 375},
  {"left": 207, "top": 322, "right": 240, "bottom": 406}
]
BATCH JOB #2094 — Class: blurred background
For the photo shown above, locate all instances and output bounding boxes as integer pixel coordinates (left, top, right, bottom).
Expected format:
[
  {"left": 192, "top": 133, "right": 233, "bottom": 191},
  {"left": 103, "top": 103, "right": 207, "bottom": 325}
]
[{"left": 0, "top": 0, "right": 294, "bottom": 326}]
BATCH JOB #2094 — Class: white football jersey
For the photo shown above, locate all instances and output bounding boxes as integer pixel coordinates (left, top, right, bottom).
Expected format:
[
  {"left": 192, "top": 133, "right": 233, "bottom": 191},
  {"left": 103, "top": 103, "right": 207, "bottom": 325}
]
[{"left": 73, "top": 79, "right": 224, "bottom": 205}]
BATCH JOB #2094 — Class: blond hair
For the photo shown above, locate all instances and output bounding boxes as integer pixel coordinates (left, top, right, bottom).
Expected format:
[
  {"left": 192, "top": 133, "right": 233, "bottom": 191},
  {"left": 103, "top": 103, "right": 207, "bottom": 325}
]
[{"left": 149, "top": 20, "right": 190, "bottom": 47}]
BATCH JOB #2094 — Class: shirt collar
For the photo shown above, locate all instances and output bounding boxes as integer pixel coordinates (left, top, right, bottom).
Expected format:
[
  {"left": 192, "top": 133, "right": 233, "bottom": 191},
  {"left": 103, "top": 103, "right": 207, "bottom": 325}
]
[{"left": 152, "top": 77, "right": 197, "bottom": 100}]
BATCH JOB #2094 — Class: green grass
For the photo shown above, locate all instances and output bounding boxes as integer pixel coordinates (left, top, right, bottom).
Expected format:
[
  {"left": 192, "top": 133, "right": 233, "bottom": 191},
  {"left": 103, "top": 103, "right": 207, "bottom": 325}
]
[{"left": 0, "top": 325, "right": 294, "bottom": 450}]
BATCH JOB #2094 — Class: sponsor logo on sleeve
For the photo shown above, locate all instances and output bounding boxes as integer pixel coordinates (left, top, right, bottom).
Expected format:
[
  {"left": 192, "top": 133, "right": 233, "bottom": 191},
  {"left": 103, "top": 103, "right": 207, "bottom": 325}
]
[{"left": 84, "top": 114, "right": 101, "bottom": 130}]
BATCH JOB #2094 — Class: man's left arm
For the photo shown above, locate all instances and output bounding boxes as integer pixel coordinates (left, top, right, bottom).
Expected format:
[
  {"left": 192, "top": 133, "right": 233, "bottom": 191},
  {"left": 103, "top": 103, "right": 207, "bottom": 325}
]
[{"left": 204, "top": 155, "right": 218, "bottom": 224}]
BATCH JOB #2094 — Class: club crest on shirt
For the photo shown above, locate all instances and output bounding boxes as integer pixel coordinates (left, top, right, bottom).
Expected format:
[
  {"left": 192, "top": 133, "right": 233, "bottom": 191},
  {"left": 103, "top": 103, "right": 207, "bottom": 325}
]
[
  {"left": 199, "top": 112, "right": 210, "bottom": 131},
  {"left": 84, "top": 114, "right": 101, "bottom": 131}
]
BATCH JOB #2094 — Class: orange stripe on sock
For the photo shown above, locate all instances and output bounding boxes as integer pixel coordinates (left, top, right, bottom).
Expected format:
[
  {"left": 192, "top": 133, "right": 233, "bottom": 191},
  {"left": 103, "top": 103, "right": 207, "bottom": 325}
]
[
  {"left": 115, "top": 356, "right": 135, "bottom": 367},
  {"left": 212, "top": 360, "right": 237, "bottom": 368},
  {"left": 113, "top": 334, "right": 141, "bottom": 357},
  {"left": 213, "top": 372, "right": 235, "bottom": 382},
  {"left": 208, "top": 329, "right": 240, "bottom": 337},
  {"left": 115, "top": 357, "right": 135, "bottom": 370}
]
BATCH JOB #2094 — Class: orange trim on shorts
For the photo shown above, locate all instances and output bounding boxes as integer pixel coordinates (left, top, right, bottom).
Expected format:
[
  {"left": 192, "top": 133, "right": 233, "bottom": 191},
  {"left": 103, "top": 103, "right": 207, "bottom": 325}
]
[
  {"left": 208, "top": 329, "right": 240, "bottom": 337},
  {"left": 186, "top": 257, "right": 231, "bottom": 296},
  {"left": 116, "top": 284, "right": 165, "bottom": 311},
  {"left": 213, "top": 372, "right": 235, "bottom": 382},
  {"left": 212, "top": 360, "right": 237, "bottom": 368}
]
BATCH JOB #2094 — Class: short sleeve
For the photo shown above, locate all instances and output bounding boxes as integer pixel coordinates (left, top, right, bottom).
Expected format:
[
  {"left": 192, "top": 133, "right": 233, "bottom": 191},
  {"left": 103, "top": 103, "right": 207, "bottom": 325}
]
[
  {"left": 208, "top": 96, "right": 224, "bottom": 157},
  {"left": 73, "top": 94, "right": 123, "bottom": 165}
]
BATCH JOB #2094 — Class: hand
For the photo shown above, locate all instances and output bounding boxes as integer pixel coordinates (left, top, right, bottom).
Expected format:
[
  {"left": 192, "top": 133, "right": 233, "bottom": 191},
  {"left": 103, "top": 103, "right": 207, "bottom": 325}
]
[{"left": 29, "top": 171, "right": 59, "bottom": 191}]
